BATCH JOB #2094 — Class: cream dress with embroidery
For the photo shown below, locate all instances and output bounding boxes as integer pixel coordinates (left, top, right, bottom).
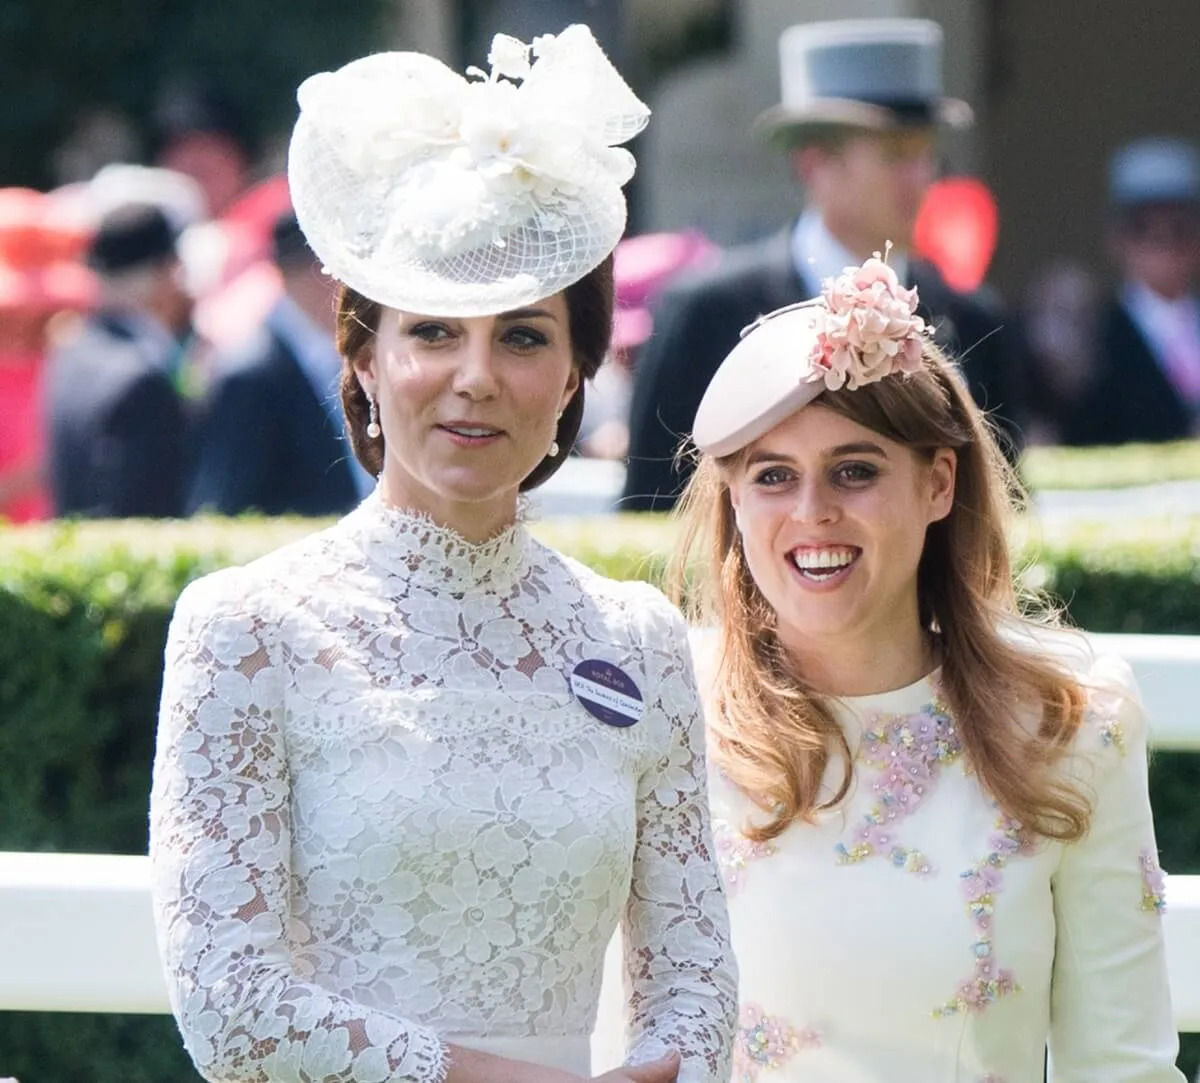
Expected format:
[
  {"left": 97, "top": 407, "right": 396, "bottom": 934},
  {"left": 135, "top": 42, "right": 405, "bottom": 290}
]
[
  {"left": 149, "top": 493, "right": 737, "bottom": 1083},
  {"left": 703, "top": 635, "right": 1184, "bottom": 1083}
]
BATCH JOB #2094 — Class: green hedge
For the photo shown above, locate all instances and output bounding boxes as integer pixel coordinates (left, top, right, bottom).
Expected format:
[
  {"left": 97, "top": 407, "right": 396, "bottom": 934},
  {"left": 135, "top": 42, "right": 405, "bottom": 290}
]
[
  {"left": 2, "top": 511, "right": 1200, "bottom": 1080},
  {"left": 1023, "top": 438, "right": 1200, "bottom": 491}
]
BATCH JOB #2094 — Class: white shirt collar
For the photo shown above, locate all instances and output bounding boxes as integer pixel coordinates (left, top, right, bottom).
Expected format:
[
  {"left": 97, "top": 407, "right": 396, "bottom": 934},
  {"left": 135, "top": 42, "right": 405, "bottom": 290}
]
[
  {"left": 1121, "top": 281, "right": 1200, "bottom": 363},
  {"left": 103, "top": 308, "right": 179, "bottom": 369},
  {"left": 267, "top": 294, "right": 342, "bottom": 399},
  {"left": 790, "top": 210, "right": 909, "bottom": 292},
  {"left": 1122, "top": 281, "right": 1200, "bottom": 326},
  {"left": 267, "top": 294, "right": 376, "bottom": 498}
]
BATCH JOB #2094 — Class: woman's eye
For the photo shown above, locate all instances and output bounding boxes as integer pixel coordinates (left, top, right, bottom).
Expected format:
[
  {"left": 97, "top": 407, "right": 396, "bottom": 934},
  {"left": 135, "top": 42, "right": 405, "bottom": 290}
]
[
  {"left": 408, "top": 322, "right": 452, "bottom": 343},
  {"left": 752, "top": 466, "right": 793, "bottom": 487},
  {"left": 833, "top": 461, "right": 878, "bottom": 486},
  {"left": 502, "top": 326, "right": 549, "bottom": 350}
]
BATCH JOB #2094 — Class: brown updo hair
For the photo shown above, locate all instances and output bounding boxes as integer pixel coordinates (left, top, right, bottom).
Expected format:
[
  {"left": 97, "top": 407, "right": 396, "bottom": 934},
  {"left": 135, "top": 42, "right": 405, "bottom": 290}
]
[{"left": 336, "top": 254, "right": 614, "bottom": 490}]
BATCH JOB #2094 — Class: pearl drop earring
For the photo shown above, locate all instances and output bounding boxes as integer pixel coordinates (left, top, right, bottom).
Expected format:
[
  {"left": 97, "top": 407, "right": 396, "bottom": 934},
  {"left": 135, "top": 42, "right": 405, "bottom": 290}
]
[
  {"left": 548, "top": 410, "right": 563, "bottom": 458},
  {"left": 366, "top": 396, "right": 381, "bottom": 439}
]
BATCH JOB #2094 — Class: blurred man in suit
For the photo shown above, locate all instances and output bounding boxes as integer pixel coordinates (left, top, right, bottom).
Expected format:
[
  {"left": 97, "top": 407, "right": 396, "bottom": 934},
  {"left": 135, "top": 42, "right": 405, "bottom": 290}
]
[
  {"left": 1065, "top": 138, "right": 1200, "bottom": 446},
  {"left": 622, "top": 19, "right": 1022, "bottom": 510},
  {"left": 187, "top": 211, "right": 364, "bottom": 516},
  {"left": 45, "top": 202, "right": 192, "bottom": 518}
]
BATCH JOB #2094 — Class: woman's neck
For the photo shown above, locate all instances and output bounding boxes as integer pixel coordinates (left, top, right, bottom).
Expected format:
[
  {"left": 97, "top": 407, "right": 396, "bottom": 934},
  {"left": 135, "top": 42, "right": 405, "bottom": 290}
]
[
  {"left": 377, "top": 469, "right": 519, "bottom": 544},
  {"left": 778, "top": 617, "right": 937, "bottom": 699}
]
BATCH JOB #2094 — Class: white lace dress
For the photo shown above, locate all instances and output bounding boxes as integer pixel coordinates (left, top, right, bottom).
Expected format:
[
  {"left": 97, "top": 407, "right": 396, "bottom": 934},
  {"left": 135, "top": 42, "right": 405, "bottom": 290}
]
[
  {"left": 704, "top": 641, "right": 1183, "bottom": 1083},
  {"left": 149, "top": 493, "right": 737, "bottom": 1083}
]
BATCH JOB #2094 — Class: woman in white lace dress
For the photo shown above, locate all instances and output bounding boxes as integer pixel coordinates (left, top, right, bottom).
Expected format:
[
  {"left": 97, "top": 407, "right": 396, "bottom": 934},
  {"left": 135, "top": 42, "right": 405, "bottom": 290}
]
[
  {"left": 670, "top": 255, "right": 1183, "bottom": 1082},
  {"left": 149, "top": 26, "right": 736, "bottom": 1083}
]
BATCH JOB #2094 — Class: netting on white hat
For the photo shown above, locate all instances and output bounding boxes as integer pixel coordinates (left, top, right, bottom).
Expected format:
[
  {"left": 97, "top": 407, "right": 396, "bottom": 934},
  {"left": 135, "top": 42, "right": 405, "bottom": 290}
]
[{"left": 288, "top": 24, "right": 648, "bottom": 316}]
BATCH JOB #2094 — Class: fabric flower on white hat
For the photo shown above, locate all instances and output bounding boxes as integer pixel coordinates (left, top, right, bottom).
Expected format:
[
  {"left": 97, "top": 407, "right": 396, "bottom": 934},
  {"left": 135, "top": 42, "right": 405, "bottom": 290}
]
[
  {"left": 809, "top": 254, "right": 927, "bottom": 391},
  {"left": 287, "top": 24, "right": 649, "bottom": 316},
  {"left": 692, "top": 251, "right": 930, "bottom": 458}
]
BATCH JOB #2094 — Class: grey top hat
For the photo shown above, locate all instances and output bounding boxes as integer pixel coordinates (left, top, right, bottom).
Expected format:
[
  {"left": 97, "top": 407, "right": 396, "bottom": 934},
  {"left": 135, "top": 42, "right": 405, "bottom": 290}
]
[
  {"left": 1109, "top": 137, "right": 1200, "bottom": 209},
  {"left": 756, "top": 19, "right": 972, "bottom": 145}
]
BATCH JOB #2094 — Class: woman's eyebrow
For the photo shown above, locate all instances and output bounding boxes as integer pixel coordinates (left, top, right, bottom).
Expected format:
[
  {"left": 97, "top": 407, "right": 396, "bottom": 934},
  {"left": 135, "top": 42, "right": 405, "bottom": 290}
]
[
  {"left": 743, "top": 441, "right": 889, "bottom": 466},
  {"left": 498, "top": 307, "right": 558, "bottom": 321}
]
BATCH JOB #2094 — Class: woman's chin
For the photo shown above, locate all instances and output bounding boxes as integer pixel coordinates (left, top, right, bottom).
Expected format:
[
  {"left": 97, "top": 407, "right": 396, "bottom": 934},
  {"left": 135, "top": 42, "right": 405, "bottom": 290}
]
[{"left": 428, "top": 468, "right": 526, "bottom": 507}]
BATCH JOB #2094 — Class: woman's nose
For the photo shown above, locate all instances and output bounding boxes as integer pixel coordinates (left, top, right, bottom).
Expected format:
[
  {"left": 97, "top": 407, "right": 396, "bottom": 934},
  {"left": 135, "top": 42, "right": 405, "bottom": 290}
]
[
  {"left": 789, "top": 479, "right": 838, "bottom": 525},
  {"left": 452, "top": 334, "right": 501, "bottom": 399}
]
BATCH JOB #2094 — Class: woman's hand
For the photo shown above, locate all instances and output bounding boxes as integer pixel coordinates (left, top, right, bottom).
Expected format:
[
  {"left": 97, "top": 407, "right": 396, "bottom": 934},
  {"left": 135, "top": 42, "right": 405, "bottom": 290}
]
[{"left": 594, "top": 1050, "right": 681, "bottom": 1083}]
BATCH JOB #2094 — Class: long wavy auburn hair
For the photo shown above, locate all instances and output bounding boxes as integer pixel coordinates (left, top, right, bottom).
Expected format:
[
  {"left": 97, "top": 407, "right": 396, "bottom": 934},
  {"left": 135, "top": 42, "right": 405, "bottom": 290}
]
[{"left": 669, "top": 341, "right": 1093, "bottom": 844}]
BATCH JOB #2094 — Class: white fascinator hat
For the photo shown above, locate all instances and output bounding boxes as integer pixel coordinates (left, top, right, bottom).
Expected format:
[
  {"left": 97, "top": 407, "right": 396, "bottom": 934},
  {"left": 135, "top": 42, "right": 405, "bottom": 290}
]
[{"left": 287, "top": 24, "right": 650, "bottom": 316}]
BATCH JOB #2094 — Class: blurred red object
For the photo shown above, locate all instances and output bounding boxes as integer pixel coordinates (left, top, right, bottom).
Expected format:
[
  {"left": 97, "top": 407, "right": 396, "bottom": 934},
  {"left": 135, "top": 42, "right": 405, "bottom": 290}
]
[
  {"left": 193, "top": 174, "right": 291, "bottom": 348},
  {"left": 913, "top": 177, "right": 999, "bottom": 293},
  {"left": 0, "top": 188, "right": 96, "bottom": 313},
  {"left": 0, "top": 188, "right": 97, "bottom": 522}
]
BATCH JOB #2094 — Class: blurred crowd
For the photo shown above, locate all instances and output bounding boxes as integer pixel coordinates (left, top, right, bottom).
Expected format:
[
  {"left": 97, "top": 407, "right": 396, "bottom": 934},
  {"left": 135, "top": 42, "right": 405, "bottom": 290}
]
[{"left": 2, "top": 41, "right": 1199, "bottom": 523}]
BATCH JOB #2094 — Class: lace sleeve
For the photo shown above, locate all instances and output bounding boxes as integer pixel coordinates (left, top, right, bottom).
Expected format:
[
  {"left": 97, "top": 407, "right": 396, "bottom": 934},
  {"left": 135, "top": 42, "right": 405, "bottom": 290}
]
[
  {"left": 149, "top": 573, "right": 449, "bottom": 1083},
  {"left": 621, "top": 596, "right": 737, "bottom": 1083}
]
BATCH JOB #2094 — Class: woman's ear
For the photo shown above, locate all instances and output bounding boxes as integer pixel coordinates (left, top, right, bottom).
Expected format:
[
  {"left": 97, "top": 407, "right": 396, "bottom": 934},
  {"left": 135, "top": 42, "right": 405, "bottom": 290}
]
[
  {"left": 353, "top": 348, "right": 376, "bottom": 399},
  {"left": 927, "top": 448, "right": 957, "bottom": 523},
  {"left": 559, "top": 366, "right": 581, "bottom": 414}
]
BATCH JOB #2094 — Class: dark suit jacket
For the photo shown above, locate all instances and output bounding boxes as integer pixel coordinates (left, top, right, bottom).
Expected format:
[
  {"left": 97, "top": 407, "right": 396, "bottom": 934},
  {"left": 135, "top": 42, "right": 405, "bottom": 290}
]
[
  {"left": 45, "top": 311, "right": 188, "bottom": 518},
  {"left": 187, "top": 322, "right": 359, "bottom": 517},
  {"left": 621, "top": 227, "right": 1023, "bottom": 511},
  {"left": 1063, "top": 298, "right": 1194, "bottom": 446}
]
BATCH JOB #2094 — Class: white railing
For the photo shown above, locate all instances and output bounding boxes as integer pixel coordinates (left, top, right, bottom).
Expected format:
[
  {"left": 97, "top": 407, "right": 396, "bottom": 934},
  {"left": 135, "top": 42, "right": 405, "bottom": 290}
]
[
  {"left": 1, "top": 631, "right": 1199, "bottom": 1031},
  {"left": 1, "top": 851, "right": 1200, "bottom": 1034}
]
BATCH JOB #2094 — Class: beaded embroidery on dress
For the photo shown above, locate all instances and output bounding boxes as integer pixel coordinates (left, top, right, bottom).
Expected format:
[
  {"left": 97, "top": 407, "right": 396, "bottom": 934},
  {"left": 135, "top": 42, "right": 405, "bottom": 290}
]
[
  {"left": 704, "top": 652, "right": 1183, "bottom": 1082},
  {"left": 150, "top": 492, "right": 736, "bottom": 1083}
]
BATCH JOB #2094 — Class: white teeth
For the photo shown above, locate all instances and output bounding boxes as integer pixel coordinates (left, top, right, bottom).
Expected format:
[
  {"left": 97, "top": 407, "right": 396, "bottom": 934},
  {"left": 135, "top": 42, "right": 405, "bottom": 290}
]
[
  {"left": 447, "top": 426, "right": 497, "bottom": 437},
  {"left": 791, "top": 548, "right": 856, "bottom": 571}
]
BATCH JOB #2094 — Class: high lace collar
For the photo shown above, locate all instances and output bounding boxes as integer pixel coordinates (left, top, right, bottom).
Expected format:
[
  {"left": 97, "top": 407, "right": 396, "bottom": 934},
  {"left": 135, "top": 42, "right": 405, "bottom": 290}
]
[{"left": 345, "top": 489, "right": 530, "bottom": 594}]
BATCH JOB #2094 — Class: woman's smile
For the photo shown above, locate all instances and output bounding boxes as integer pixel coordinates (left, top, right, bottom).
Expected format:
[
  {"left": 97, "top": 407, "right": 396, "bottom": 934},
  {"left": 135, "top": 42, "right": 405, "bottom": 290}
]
[{"left": 787, "top": 544, "right": 862, "bottom": 588}]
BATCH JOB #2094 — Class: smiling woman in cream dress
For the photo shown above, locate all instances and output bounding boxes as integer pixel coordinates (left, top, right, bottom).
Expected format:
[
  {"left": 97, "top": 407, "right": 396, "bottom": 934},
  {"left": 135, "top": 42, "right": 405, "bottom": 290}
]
[{"left": 670, "top": 255, "right": 1183, "bottom": 1083}]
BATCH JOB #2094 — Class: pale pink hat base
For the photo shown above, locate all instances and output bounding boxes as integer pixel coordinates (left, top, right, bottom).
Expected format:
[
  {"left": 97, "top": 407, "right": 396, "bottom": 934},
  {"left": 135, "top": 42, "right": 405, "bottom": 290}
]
[
  {"left": 692, "top": 302, "right": 827, "bottom": 458},
  {"left": 692, "top": 255, "right": 928, "bottom": 458}
]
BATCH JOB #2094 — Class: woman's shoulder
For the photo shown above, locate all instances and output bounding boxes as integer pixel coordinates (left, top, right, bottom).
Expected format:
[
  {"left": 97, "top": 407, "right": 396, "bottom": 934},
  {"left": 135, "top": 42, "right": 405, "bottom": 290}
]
[
  {"left": 536, "top": 540, "right": 687, "bottom": 635},
  {"left": 173, "top": 523, "right": 348, "bottom": 630},
  {"left": 1005, "top": 623, "right": 1146, "bottom": 764}
]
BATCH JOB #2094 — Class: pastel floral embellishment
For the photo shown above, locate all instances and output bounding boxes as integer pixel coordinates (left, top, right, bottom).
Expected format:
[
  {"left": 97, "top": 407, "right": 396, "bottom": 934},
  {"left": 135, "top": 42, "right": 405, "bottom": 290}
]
[
  {"left": 714, "top": 819, "right": 777, "bottom": 896},
  {"left": 733, "top": 1003, "right": 820, "bottom": 1083},
  {"left": 808, "top": 252, "right": 927, "bottom": 392},
  {"left": 1099, "top": 716, "right": 1127, "bottom": 756},
  {"left": 1140, "top": 850, "right": 1167, "bottom": 915},
  {"left": 935, "top": 812, "right": 1032, "bottom": 1017},
  {"left": 835, "top": 696, "right": 960, "bottom": 874}
]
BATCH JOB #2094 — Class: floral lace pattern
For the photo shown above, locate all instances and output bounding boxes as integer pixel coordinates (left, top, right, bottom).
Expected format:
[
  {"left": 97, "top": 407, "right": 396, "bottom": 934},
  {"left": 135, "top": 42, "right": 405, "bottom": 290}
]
[
  {"left": 935, "top": 813, "right": 1033, "bottom": 1017},
  {"left": 713, "top": 819, "right": 777, "bottom": 896},
  {"left": 835, "top": 695, "right": 960, "bottom": 873},
  {"left": 150, "top": 494, "right": 736, "bottom": 1083},
  {"left": 732, "top": 1004, "right": 820, "bottom": 1083},
  {"left": 1141, "top": 851, "right": 1167, "bottom": 915}
]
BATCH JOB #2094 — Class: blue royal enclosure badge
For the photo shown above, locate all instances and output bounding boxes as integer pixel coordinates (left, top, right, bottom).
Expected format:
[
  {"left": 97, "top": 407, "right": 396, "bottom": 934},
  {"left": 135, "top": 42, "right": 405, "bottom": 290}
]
[{"left": 570, "top": 659, "right": 645, "bottom": 727}]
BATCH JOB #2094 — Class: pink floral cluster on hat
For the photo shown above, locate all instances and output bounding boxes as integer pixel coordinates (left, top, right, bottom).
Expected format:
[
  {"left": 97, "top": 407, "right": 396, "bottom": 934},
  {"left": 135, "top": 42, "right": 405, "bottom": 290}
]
[{"left": 808, "top": 253, "right": 928, "bottom": 391}]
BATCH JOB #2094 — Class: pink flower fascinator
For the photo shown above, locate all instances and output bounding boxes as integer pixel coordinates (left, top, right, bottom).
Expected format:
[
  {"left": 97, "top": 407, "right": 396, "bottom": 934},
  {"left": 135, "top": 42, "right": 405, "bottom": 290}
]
[{"left": 692, "top": 251, "right": 928, "bottom": 457}]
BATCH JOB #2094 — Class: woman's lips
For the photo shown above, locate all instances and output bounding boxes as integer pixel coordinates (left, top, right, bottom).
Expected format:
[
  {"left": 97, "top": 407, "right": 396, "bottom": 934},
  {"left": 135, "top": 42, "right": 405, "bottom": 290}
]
[
  {"left": 787, "top": 545, "right": 862, "bottom": 589},
  {"left": 436, "top": 422, "right": 505, "bottom": 447}
]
